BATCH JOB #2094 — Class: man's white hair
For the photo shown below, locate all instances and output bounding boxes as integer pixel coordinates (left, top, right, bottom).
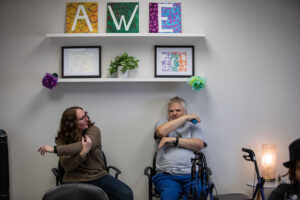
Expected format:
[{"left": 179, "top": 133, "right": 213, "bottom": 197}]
[{"left": 168, "top": 96, "right": 187, "bottom": 113}]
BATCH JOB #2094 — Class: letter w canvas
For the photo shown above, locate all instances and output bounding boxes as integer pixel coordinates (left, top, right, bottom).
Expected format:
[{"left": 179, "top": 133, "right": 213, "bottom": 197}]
[{"left": 107, "top": 2, "right": 139, "bottom": 33}]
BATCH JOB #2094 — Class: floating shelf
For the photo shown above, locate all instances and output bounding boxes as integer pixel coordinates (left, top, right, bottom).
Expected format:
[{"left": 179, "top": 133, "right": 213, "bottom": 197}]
[
  {"left": 48, "top": 33, "right": 203, "bottom": 84},
  {"left": 58, "top": 78, "right": 188, "bottom": 83},
  {"left": 46, "top": 33, "right": 205, "bottom": 39}
]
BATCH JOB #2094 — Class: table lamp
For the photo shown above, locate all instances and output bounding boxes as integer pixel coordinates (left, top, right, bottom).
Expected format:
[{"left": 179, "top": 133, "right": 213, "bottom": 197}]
[{"left": 261, "top": 144, "right": 276, "bottom": 182}]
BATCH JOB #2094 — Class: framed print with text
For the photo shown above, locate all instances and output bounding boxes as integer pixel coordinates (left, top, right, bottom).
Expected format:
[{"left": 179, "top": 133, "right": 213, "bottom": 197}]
[{"left": 155, "top": 45, "right": 194, "bottom": 77}]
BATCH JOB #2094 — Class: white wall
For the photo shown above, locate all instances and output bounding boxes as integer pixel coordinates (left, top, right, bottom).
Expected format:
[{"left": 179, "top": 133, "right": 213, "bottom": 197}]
[{"left": 0, "top": 0, "right": 300, "bottom": 199}]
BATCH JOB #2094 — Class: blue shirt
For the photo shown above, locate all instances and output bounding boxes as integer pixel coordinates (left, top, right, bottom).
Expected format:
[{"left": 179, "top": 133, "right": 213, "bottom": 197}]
[{"left": 154, "top": 119, "right": 207, "bottom": 175}]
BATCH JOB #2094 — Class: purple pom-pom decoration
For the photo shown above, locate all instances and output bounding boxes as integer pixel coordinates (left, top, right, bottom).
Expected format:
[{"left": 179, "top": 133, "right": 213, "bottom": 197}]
[{"left": 42, "top": 73, "right": 58, "bottom": 89}]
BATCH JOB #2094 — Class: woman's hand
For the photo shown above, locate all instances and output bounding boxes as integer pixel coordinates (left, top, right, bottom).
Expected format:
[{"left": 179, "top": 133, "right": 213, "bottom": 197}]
[
  {"left": 38, "top": 145, "right": 54, "bottom": 155},
  {"left": 80, "top": 135, "right": 92, "bottom": 158}
]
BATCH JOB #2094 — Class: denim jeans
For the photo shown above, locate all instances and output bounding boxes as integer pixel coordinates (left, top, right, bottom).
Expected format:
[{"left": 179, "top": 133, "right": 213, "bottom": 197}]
[
  {"left": 152, "top": 172, "right": 205, "bottom": 200},
  {"left": 85, "top": 174, "right": 133, "bottom": 200}
]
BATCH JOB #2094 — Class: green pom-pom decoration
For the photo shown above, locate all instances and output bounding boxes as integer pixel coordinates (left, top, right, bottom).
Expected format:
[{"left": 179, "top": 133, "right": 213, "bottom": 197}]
[{"left": 187, "top": 76, "right": 207, "bottom": 91}]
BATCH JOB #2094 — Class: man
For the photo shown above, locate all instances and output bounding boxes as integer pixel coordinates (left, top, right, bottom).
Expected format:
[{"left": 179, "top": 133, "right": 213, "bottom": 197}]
[
  {"left": 152, "top": 96, "right": 207, "bottom": 200},
  {"left": 268, "top": 138, "right": 300, "bottom": 200}
]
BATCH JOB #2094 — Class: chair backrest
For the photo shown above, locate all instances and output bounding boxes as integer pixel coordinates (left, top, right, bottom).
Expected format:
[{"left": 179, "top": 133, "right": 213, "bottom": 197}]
[
  {"left": 152, "top": 152, "right": 157, "bottom": 176},
  {"left": 42, "top": 183, "right": 109, "bottom": 200},
  {"left": 101, "top": 150, "right": 108, "bottom": 168}
]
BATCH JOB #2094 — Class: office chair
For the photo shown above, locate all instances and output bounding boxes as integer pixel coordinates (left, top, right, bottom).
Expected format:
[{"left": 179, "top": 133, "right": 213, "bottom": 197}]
[
  {"left": 144, "top": 152, "right": 250, "bottom": 200},
  {"left": 52, "top": 150, "right": 121, "bottom": 185},
  {"left": 42, "top": 183, "right": 109, "bottom": 200},
  {"left": 144, "top": 152, "right": 160, "bottom": 200},
  {"left": 144, "top": 152, "right": 194, "bottom": 200}
]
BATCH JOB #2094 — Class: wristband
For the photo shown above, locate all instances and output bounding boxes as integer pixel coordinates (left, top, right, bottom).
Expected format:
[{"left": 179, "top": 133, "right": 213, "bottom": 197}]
[
  {"left": 174, "top": 137, "right": 179, "bottom": 146},
  {"left": 53, "top": 145, "right": 57, "bottom": 154}
]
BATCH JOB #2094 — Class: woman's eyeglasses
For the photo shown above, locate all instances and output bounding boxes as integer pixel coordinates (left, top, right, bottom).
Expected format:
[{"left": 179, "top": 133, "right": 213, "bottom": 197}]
[{"left": 77, "top": 112, "right": 88, "bottom": 121}]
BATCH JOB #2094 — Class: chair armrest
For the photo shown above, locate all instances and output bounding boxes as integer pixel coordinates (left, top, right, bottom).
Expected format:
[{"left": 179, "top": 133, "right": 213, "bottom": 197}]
[
  {"left": 144, "top": 166, "right": 153, "bottom": 179},
  {"left": 52, "top": 168, "right": 59, "bottom": 177},
  {"left": 107, "top": 166, "right": 121, "bottom": 178},
  {"left": 52, "top": 168, "right": 61, "bottom": 186}
]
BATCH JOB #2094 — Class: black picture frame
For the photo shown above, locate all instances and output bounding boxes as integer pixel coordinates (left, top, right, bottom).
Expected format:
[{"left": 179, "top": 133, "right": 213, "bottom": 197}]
[
  {"left": 62, "top": 46, "right": 101, "bottom": 78},
  {"left": 155, "top": 45, "right": 194, "bottom": 77}
]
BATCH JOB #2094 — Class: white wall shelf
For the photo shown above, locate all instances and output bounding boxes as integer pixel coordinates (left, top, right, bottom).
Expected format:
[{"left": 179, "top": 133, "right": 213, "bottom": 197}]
[
  {"left": 58, "top": 78, "right": 188, "bottom": 83},
  {"left": 48, "top": 32, "right": 203, "bottom": 84},
  {"left": 46, "top": 33, "right": 205, "bottom": 39}
]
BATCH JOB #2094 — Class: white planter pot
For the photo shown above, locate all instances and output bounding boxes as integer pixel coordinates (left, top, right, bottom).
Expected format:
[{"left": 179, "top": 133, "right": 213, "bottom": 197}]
[{"left": 117, "top": 67, "right": 128, "bottom": 78}]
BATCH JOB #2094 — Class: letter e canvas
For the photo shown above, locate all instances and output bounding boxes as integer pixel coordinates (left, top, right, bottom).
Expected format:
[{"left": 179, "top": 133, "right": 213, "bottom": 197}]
[
  {"left": 66, "top": 2, "right": 98, "bottom": 33},
  {"left": 107, "top": 2, "right": 139, "bottom": 33},
  {"left": 149, "top": 3, "right": 181, "bottom": 33}
]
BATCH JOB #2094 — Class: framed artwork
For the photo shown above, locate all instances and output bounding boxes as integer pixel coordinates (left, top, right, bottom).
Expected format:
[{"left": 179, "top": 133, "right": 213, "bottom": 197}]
[
  {"left": 149, "top": 3, "right": 181, "bottom": 33},
  {"left": 155, "top": 45, "right": 194, "bottom": 77},
  {"left": 62, "top": 46, "right": 101, "bottom": 78}
]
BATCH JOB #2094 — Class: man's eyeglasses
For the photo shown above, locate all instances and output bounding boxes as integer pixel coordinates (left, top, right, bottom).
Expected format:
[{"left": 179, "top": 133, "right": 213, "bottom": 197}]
[{"left": 77, "top": 112, "right": 88, "bottom": 121}]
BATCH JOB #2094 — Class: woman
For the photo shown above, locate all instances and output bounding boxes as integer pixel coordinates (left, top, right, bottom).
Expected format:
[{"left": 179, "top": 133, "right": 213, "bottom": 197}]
[
  {"left": 38, "top": 106, "right": 133, "bottom": 200},
  {"left": 268, "top": 138, "right": 300, "bottom": 200}
]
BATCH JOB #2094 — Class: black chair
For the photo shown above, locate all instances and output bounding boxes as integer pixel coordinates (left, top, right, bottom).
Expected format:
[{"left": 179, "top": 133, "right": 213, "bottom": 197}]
[
  {"left": 144, "top": 152, "right": 160, "bottom": 200},
  {"left": 52, "top": 150, "right": 121, "bottom": 185},
  {"left": 144, "top": 152, "right": 250, "bottom": 200},
  {"left": 42, "top": 183, "right": 109, "bottom": 200},
  {"left": 144, "top": 152, "right": 197, "bottom": 200}
]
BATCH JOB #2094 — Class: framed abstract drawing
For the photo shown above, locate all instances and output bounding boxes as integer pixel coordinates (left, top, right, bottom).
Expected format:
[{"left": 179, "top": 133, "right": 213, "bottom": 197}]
[
  {"left": 155, "top": 45, "right": 194, "bottom": 77},
  {"left": 62, "top": 46, "right": 101, "bottom": 78}
]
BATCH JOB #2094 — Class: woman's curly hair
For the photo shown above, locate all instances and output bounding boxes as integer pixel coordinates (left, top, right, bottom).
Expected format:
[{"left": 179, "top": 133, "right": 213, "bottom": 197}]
[
  {"left": 55, "top": 106, "right": 94, "bottom": 144},
  {"left": 289, "top": 161, "right": 299, "bottom": 184}
]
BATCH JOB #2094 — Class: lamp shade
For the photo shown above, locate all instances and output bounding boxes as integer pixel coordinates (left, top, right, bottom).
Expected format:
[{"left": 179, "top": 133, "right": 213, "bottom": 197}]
[{"left": 261, "top": 144, "right": 276, "bottom": 182}]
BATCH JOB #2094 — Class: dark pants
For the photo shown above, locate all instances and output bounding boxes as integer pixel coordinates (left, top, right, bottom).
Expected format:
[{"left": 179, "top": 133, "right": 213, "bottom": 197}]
[{"left": 86, "top": 174, "right": 133, "bottom": 200}]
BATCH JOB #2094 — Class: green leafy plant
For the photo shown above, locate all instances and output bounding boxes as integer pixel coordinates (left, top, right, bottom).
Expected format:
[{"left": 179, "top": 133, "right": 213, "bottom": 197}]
[{"left": 108, "top": 52, "right": 139, "bottom": 76}]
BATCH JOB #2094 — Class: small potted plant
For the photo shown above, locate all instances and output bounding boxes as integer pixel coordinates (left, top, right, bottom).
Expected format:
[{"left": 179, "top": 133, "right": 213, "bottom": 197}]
[{"left": 108, "top": 52, "right": 139, "bottom": 78}]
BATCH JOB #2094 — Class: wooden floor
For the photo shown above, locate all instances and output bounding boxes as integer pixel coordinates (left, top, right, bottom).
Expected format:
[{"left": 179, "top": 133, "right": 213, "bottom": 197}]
[{"left": 215, "top": 193, "right": 252, "bottom": 200}]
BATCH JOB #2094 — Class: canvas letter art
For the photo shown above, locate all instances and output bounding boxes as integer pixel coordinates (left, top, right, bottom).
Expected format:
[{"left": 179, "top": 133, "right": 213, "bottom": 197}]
[
  {"left": 107, "top": 2, "right": 139, "bottom": 33},
  {"left": 149, "top": 3, "right": 181, "bottom": 33},
  {"left": 66, "top": 2, "right": 98, "bottom": 33}
]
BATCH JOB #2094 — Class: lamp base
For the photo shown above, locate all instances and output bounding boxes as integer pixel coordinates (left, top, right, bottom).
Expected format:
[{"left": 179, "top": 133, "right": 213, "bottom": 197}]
[{"left": 264, "top": 178, "right": 276, "bottom": 182}]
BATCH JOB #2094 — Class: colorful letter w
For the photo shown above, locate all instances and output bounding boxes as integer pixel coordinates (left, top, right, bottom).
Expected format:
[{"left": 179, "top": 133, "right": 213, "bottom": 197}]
[{"left": 107, "top": 3, "right": 139, "bottom": 33}]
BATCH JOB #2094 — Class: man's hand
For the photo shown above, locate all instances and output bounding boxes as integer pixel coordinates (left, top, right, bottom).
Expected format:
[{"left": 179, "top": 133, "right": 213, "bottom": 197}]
[
  {"left": 158, "top": 137, "right": 176, "bottom": 149},
  {"left": 156, "top": 114, "right": 201, "bottom": 138},
  {"left": 185, "top": 113, "right": 201, "bottom": 124},
  {"left": 80, "top": 135, "right": 92, "bottom": 158},
  {"left": 38, "top": 145, "right": 54, "bottom": 155},
  {"left": 159, "top": 136, "right": 205, "bottom": 151}
]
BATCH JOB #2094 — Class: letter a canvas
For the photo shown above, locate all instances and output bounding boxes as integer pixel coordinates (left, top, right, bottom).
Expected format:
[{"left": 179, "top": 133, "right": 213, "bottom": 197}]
[
  {"left": 149, "top": 3, "right": 181, "bottom": 33},
  {"left": 107, "top": 2, "right": 139, "bottom": 33},
  {"left": 66, "top": 2, "right": 98, "bottom": 33}
]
